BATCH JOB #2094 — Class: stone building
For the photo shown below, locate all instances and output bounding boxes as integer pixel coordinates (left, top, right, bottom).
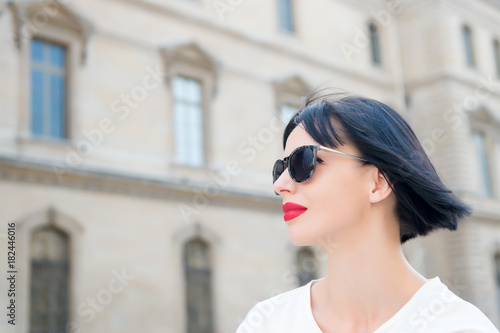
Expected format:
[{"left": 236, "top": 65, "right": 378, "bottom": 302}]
[{"left": 0, "top": 0, "right": 499, "bottom": 332}]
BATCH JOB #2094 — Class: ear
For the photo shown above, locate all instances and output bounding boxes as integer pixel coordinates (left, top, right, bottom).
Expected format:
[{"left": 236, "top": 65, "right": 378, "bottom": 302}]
[{"left": 368, "top": 169, "right": 393, "bottom": 204}]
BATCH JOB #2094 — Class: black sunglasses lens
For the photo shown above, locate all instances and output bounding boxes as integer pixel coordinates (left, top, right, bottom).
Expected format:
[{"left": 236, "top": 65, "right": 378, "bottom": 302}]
[
  {"left": 273, "top": 160, "right": 285, "bottom": 183},
  {"left": 290, "top": 146, "right": 315, "bottom": 182}
]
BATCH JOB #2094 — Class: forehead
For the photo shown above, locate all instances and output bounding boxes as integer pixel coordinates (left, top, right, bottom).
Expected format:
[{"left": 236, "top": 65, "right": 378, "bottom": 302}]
[{"left": 284, "top": 125, "right": 320, "bottom": 156}]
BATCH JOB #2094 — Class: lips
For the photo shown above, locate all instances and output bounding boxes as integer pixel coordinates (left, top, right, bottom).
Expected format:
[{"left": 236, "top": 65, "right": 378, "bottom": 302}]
[{"left": 282, "top": 202, "right": 307, "bottom": 222}]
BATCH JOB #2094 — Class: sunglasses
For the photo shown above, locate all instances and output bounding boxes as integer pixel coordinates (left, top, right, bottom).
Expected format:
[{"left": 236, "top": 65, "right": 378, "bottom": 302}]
[{"left": 272, "top": 145, "right": 368, "bottom": 184}]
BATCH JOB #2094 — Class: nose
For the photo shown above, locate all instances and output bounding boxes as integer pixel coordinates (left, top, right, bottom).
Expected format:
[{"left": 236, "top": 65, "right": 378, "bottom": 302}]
[{"left": 273, "top": 167, "right": 296, "bottom": 196}]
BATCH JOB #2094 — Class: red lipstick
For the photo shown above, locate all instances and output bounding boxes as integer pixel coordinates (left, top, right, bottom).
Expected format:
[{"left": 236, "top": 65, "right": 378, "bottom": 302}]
[{"left": 282, "top": 202, "right": 307, "bottom": 222}]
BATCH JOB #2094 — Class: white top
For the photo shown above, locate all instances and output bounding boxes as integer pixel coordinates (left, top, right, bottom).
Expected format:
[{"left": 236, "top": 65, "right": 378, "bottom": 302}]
[{"left": 236, "top": 277, "right": 499, "bottom": 333}]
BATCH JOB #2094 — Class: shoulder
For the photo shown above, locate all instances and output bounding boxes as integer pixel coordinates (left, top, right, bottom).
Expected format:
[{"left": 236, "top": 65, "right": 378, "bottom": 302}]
[
  {"left": 236, "top": 280, "right": 320, "bottom": 333},
  {"left": 396, "top": 277, "right": 499, "bottom": 333}
]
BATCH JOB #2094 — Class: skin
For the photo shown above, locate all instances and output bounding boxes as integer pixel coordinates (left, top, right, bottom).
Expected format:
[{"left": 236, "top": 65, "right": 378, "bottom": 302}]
[{"left": 273, "top": 124, "right": 427, "bottom": 333}]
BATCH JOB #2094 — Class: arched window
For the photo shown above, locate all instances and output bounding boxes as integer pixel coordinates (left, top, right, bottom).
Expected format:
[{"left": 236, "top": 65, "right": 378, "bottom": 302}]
[
  {"left": 462, "top": 25, "right": 475, "bottom": 67},
  {"left": 184, "top": 238, "right": 214, "bottom": 333},
  {"left": 296, "top": 247, "right": 317, "bottom": 286},
  {"left": 29, "top": 226, "right": 69, "bottom": 333},
  {"left": 368, "top": 22, "right": 381, "bottom": 66}
]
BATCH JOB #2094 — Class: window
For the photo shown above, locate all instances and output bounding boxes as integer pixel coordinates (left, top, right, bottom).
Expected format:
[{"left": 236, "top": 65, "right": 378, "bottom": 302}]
[
  {"left": 184, "top": 238, "right": 214, "bottom": 333},
  {"left": 368, "top": 22, "right": 381, "bottom": 66},
  {"left": 462, "top": 25, "right": 475, "bottom": 68},
  {"left": 30, "top": 38, "right": 67, "bottom": 139},
  {"left": 172, "top": 76, "right": 204, "bottom": 167},
  {"left": 280, "top": 104, "right": 297, "bottom": 127},
  {"left": 277, "top": 0, "right": 294, "bottom": 33},
  {"left": 494, "top": 39, "right": 500, "bottom": 78},
  {"left": 296, "top": 247, "right": 317, "bottom": 286},
  {"left": 30, "top": 226, "right": 69, "bottom": 333},
  {"left": 473, "top": 130, "right": 492, "bottom": 197}
]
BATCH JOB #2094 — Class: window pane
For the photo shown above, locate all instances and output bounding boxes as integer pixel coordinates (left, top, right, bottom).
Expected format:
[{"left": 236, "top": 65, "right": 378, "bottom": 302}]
[
  {"left": 187, "top": 79, "right": 202, "bottom": 103},
  {"left": 172, "top": 76, "right": 187, "bottom": 100},
  {"left": 31, "top": 39, "right": 45, "bottom": 63},
  {"left": 49, "top": 44, "right": 65, "bottom": 68},
  {"left": 31, "top": 70, "right": 45, "bottom": 137},
  {"left": 189, "top": 104, "right": 204, "bottom": 166},
  {"left": 50, "top": 75, "right": 66, "bottom": 138},
  {"left": 174, "top": 103, "right": 188, "bottom": 163}
]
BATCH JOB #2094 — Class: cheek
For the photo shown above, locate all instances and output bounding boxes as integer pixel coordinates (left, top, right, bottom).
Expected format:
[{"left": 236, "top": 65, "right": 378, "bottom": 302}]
[{"left": 309, "top": 168, "right": 369, "bottom": 231}]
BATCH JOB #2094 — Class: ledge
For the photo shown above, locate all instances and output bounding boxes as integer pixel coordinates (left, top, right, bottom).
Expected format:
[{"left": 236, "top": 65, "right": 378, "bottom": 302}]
[{"left": 0, "top": 154, "right": 281, "bottom": 211}]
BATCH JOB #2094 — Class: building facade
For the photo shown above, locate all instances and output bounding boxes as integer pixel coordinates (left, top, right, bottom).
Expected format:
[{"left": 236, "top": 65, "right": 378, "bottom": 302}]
[{"left": 0, "top": 0, "right": 499, "bottom": 332}]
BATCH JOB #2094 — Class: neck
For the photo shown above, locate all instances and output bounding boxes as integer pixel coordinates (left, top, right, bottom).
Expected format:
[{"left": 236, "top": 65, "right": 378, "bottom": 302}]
[{"left": 312, "top": 215, "right": 427, "bottom": 330}]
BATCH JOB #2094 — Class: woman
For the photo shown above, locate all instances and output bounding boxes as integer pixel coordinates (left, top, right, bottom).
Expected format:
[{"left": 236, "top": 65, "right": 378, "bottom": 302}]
[{"left": 237, "top": 92, "right": 498, "bottom": 333}]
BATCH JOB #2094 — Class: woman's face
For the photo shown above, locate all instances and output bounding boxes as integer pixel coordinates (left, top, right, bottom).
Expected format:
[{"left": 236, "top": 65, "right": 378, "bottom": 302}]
[{"left": 273, "top": 124, "right": 376, "bottom": 249}]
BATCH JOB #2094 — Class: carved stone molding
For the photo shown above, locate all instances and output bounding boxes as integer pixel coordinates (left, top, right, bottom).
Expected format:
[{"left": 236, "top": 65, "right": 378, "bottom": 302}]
[
  {"left": 0, "top": 155, "right": 280, "bottom": 211},
  {"left": 8, "top": 0, "right": 93, "bottom": 64}
]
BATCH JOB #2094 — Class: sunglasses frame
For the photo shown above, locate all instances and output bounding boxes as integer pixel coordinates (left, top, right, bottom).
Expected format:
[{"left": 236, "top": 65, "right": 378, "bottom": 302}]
[{"left": 273, "top": 144, "right": 369, "bottom": 184}]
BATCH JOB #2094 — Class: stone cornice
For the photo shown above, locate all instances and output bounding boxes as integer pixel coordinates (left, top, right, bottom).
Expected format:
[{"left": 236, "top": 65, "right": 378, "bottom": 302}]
[{"left": 0, "top": 155, "right": 281, "bottom": 211}]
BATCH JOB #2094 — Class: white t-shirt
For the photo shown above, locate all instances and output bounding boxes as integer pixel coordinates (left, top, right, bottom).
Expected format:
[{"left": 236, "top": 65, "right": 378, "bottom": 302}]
[{"left": 236, "top": 277, "right": 499, "bottom": 333}]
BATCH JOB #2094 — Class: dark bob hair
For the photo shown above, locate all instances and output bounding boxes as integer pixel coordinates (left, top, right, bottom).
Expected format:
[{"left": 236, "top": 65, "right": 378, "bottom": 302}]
[{"left": 283, "top": 92, "right": 471, "bottom": 244}]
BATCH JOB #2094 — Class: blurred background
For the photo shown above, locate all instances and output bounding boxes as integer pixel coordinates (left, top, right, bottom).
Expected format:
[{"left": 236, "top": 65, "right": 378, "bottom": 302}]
[{"left": 0, "top": 0, "right": 499, "bottom": 332}]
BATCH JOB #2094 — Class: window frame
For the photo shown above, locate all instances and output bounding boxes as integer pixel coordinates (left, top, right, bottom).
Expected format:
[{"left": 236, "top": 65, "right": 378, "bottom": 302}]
[
  {"left": 161, "top": 43, "right": 217, "bottom": 169},
  {"left": 13, "top": 2, "right": 91, "bottom": 146},
  {"left": 16, "top": 208, "right": 83, "bottom": 333},
  {"left": 172, "top": 223, "right": 220, "bottom": 333},
  {"left": 29, "top": 226, "right": 70, "bottom": 333}
]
